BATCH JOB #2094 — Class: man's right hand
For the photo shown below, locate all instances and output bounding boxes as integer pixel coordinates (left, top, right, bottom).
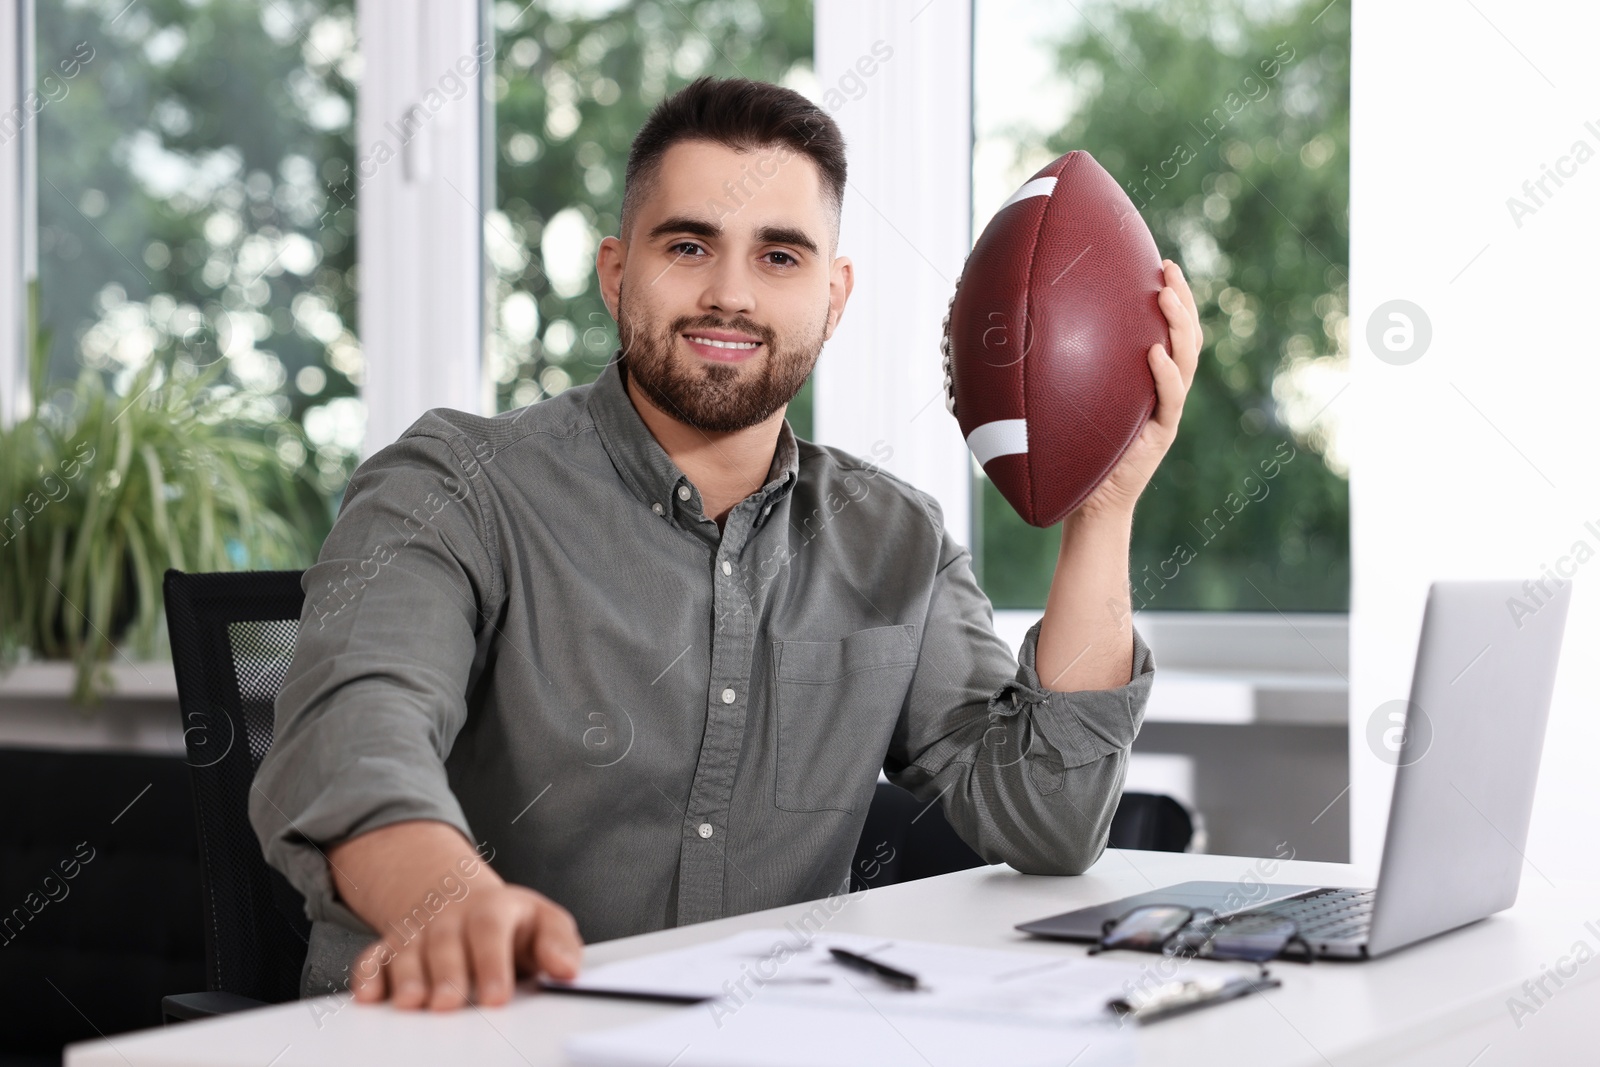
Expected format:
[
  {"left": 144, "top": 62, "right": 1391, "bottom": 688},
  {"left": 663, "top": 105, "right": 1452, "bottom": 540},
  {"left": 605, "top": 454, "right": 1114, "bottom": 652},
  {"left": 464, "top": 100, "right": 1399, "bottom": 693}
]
[{"left": 327, "top": 819, "right": 584, "bottom": 1010}]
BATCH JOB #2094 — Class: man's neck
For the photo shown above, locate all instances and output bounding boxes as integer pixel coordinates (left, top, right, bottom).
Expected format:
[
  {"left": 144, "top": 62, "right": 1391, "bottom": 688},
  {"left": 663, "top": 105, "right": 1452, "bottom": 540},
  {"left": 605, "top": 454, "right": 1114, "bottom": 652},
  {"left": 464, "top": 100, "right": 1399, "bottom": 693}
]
[{"left": 623, "top": 369, "right": 783, "bottom": 530}]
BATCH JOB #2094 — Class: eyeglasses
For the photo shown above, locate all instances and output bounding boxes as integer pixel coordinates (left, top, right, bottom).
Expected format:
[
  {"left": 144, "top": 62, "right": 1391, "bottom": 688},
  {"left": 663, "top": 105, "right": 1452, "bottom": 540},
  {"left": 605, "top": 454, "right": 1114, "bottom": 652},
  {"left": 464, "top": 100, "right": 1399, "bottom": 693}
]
[{"left": 1088, "top": 904, "right": 1313, "bottom": 965}]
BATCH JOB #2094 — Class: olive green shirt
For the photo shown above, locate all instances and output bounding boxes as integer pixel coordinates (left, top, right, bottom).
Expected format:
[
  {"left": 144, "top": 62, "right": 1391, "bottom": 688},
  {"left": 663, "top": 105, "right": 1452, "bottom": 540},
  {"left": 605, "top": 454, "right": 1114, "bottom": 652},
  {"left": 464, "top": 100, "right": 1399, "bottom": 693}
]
[{"left": 249, "top": 356, "right": 1155, "bottom": 997}]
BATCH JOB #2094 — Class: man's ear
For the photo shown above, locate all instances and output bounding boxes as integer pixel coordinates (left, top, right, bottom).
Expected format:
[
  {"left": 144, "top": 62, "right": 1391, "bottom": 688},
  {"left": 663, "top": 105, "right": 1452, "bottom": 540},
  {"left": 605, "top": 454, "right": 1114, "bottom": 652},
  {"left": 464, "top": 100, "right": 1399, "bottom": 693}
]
[
  {"left": 824, "top": 255, "right": 854, "bottom": 340},
  {"left": 596, "top": 235, "right": 626, "bottom": 320}
]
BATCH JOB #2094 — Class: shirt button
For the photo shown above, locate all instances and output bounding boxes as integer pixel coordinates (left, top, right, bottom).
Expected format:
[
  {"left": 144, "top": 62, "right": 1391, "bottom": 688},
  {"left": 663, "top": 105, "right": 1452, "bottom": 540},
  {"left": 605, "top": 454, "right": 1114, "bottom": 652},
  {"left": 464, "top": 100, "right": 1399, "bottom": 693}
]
[
  {"left": 762, "top": 505, "right": 772, "bottom": 518},
  {"left": 697, "top": 822, "right": 714, "bottom": 839},
  {"left": 720, "top": 560, "right": 732, "bottom": 576},
  {"left": 652, "top": 502, "right": 664, "bottom": 515},
  {"left": 677, "top": 485, "right": 691, "bottom": 501},
  {"left": 721, "top": 687, "right": 736, "bottom": 704}
]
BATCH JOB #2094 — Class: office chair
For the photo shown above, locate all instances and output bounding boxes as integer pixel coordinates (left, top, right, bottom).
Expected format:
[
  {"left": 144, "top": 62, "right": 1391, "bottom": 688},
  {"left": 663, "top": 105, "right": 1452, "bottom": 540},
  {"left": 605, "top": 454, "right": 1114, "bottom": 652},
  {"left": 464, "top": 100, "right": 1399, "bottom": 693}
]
[
  {"left": 1108, "top": 791, "right": 1195, "bottom": 853},
  {"left": 850, "top": 782, "right": 1195, "bottom": 890},
  {"left": 160, "top": 568, "right": 313, "bottom": 1022}
]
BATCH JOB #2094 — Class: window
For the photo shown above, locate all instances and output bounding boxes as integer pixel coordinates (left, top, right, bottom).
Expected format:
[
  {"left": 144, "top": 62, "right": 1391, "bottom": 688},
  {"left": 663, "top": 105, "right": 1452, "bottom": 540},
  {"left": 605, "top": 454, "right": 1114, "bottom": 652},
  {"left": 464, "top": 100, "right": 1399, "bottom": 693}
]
[
  {"left": 972, "top": 0, "right": 1351, "bottom": 612},
  {"left": 4, "top": 0, "right": 1347, "bottom": 689},
  {"left": 484, "top": 0, "right": 816, "bottom": 437},
  {"left": 31, "top": 0, "right": 361, "bottom": 554}
]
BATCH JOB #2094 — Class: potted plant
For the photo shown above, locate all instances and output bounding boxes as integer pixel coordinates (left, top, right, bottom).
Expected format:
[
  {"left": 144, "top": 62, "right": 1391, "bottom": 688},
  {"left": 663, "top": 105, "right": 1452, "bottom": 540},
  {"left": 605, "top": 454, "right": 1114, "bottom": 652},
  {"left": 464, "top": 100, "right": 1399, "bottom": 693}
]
[{"left": 1, "top": 282, "right": 320, "bottom": 704}]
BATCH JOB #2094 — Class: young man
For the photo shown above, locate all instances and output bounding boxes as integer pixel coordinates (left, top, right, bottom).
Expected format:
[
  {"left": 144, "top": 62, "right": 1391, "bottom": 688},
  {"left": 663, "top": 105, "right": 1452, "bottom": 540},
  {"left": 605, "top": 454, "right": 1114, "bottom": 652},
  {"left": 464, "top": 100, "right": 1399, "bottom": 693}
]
[{"left": 251, "top": 76, "right": 1202, "bottom": 1013}]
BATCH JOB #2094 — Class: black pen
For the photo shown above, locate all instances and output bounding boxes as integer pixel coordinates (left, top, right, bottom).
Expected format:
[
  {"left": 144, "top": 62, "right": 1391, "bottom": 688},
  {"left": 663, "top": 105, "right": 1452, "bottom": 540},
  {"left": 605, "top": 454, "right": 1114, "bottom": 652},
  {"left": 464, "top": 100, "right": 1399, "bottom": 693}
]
[{"left": 828, "top": 947, "right": 921, "bottom": 990}]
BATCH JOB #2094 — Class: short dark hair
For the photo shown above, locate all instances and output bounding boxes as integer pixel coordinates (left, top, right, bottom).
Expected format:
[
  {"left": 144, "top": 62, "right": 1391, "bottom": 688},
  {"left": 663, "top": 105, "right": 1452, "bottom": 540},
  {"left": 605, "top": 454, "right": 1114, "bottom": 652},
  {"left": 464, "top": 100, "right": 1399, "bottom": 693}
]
[{"left": 620, "top": 76, "right": 847, "bottom": 254}]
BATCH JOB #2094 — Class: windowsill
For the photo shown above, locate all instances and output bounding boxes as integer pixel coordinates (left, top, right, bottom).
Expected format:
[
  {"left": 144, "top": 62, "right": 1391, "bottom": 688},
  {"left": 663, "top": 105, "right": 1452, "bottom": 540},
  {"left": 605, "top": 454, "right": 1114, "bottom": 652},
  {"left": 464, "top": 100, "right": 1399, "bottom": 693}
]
[
  {"left": 0, "top": 609, "right": 1352, "bottom": 748},
  {"left": 0, "top": 660, "right": 179, "bottom": 701},
  {"left": 1140, "top": 667, "right": 1346, "bottom": 726},
  {"left": 993, "top": 608, "right": 1350, "bottom": 727},
  {"left": 0, "top": 660, "right": 183, "bottom": 755}
]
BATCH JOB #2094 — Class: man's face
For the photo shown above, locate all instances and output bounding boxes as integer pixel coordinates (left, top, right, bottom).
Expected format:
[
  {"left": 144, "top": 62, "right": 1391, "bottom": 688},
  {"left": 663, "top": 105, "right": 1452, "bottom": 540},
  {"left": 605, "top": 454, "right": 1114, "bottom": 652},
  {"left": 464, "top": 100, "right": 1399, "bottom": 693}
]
[{"left": 597, "top": 139, "right": 853, "bottom": 434}]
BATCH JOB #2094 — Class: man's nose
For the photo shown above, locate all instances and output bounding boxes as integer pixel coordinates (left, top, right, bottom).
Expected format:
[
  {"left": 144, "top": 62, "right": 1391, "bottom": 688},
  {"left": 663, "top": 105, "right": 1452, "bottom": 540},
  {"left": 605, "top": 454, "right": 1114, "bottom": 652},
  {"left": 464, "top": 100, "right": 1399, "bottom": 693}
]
[{"left": 700, "top": 255, "right": 756, "bottom": 317}]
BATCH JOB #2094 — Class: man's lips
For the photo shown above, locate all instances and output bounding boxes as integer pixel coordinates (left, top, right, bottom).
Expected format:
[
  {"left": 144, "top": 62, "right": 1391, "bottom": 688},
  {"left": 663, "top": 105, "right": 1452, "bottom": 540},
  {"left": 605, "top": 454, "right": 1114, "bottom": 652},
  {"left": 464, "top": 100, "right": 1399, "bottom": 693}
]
[{"left": 682, "top": 332, "right": 764, "bottom": 362}]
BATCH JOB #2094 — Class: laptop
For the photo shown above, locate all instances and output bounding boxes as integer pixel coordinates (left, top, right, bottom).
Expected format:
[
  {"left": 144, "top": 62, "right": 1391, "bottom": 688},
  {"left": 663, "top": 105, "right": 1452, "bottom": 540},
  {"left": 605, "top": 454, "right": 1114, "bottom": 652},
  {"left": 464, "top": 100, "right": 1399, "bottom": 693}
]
[{"left": 1017, "top": 579, "right": 1572, "bottom": 959}]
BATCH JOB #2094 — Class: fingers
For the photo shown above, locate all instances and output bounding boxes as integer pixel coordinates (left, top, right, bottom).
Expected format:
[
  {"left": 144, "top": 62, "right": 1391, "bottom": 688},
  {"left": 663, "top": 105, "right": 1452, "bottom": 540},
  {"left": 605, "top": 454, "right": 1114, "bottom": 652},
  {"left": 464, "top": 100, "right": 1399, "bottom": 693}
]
[
  {"left": 345, "top": 886, "right": 585, "bottom": 1012},
  {"left": 1157, "top": 288, "right": 1200, "bottom": 390},
  {"left": 1157, "top": 260, "right": 1202, "bottom": 389},
  {"left": 387, "top": 935, "right": 430, "bottom": 1009},
  {"left": 1147, "top": 342, "right": 1188, "bottom": 432},
  {"left": 528, "top": 899, "right": 584, "bottom": 981},
  {"left": 466, "top": 899, "right": 519, "bottom": 1006},
  {"left": 1162, "top": 259, "right": 1198, "bottom": 321},
  {"left": 350, "top": 939, "right": 391, "bottom": 1003},
  {"left": 424, "top": 914, "right": 472, "bottom": 1011}
]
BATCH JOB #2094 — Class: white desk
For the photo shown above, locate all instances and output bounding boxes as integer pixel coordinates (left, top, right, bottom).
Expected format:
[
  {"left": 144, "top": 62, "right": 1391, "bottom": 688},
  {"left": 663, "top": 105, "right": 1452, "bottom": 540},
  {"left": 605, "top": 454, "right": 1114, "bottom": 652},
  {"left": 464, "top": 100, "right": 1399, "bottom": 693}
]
[{"left": 66, "top": 850, "right": 1600, "bottom": 1065}]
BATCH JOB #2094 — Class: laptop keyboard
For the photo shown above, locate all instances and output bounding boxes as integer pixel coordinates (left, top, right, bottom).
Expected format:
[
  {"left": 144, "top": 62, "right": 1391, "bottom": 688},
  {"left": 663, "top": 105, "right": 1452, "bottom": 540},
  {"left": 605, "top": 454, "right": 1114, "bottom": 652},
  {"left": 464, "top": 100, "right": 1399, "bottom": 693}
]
[{"left": 1250, "top": 887, "right": 1376, "bottom": 942}]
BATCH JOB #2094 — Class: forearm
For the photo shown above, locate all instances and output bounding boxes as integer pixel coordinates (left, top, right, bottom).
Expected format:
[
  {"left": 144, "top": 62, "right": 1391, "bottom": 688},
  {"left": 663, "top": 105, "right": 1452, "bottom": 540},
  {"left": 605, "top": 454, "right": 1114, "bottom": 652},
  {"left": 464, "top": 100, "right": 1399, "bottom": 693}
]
[
  {"left": 887, "top": 523, "right": 1154, "bottom": 876},
  {"left": 327, "top": 819, "right": 500, "bottom": 936},
  {"left": 1035, "top": 506, "right": 1135, "bottom": 692}
]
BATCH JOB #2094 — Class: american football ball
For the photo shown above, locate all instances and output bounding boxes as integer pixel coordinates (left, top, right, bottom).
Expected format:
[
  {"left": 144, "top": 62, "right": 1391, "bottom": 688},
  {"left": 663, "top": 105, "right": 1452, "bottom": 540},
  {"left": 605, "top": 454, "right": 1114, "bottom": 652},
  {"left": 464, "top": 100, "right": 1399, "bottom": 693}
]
[{"left": 941, "top": 150, "right": 1168, "bottom": 527}]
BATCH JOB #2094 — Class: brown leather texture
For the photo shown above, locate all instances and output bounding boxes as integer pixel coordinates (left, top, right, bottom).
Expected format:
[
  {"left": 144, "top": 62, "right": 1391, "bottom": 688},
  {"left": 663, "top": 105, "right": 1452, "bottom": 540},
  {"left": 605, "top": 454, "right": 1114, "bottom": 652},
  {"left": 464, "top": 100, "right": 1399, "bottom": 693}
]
[{"left": 946, "top": 150, "right": 1165, "bottom": 526}]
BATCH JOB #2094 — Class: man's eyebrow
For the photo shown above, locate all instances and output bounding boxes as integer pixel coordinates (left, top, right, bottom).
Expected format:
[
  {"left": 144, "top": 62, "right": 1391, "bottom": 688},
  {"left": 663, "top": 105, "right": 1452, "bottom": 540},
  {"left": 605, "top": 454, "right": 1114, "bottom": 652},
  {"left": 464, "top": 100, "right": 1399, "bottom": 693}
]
[
  {"left": 755, "top": 225, "right": 819, "bottom": 257},
  {"left": 646, "top": 215, "right": 720, "bottom": 243},
  {"left": 646, "top": 215, "right": 819, "bottom": 257}
]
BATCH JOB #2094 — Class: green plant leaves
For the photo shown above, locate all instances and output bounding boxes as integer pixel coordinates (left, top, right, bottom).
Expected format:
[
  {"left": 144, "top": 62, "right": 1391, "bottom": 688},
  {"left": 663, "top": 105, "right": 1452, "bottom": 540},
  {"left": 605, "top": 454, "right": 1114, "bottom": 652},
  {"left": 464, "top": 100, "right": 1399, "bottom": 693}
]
[{"left": 1, "top": 355, "right": 320, "bottom": 704}]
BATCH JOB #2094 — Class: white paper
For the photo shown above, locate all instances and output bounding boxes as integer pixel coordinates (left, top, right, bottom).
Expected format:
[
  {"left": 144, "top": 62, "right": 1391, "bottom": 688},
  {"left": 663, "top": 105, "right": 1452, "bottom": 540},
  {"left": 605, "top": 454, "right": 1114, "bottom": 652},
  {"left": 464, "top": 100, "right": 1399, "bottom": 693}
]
[
  {"left": 558, "top": 928, "right": 1246, "bottom": 1066},
  {"left": 565, "top": 996, "right": 1136, "bottom": 1067},
  {"left": 546, "top": 928, "right": 1151, "bottom": 1017}
]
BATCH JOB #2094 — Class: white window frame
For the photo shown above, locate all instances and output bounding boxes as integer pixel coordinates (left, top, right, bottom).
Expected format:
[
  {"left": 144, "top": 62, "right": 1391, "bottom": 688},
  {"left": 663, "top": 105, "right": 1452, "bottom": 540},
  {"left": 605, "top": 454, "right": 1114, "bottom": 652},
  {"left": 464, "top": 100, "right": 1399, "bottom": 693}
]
[
  {"left": 356, "top": 0, "right": 488, "bottom": 457},
  {"left": 0, "top": 0, "right": 31, "bottom": 429}
]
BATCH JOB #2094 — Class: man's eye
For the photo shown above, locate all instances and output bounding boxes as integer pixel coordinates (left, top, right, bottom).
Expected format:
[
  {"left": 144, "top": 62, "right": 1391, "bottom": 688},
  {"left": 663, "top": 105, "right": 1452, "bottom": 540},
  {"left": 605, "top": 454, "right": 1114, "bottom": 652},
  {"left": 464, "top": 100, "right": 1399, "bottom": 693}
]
[{"left": 666, "top": 243, "right": 797, "bottom": 267}]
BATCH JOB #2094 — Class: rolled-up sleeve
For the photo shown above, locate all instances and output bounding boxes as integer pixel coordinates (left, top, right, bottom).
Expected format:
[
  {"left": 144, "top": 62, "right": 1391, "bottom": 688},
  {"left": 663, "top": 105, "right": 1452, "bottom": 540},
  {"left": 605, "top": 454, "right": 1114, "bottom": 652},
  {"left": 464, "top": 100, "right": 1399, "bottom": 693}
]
[
  {"left": 886, "top": 526, "right": 1155, "bottom": 876},
  {"left": 248, "top": 422, "right": 501, "bottom": 932}
]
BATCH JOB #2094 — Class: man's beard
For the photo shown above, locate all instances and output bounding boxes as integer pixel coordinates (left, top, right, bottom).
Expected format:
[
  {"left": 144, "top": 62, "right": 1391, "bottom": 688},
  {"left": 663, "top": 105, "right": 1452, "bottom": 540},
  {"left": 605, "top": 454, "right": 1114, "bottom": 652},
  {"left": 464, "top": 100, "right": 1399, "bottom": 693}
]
[{"left": 616, "top": 280, "right": 825, "bottom": 433}]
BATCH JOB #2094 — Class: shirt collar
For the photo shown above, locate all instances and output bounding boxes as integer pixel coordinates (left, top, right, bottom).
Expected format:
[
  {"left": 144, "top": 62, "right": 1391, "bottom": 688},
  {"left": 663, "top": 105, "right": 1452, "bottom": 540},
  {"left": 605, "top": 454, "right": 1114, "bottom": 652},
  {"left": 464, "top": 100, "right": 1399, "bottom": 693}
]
[{"left": 586, "top": 353, "right": 800, "bottom": 525}]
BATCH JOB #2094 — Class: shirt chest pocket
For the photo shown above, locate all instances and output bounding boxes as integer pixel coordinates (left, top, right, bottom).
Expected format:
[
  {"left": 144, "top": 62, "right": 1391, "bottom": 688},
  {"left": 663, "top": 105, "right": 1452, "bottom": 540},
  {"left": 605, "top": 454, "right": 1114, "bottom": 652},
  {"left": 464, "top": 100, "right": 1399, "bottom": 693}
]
[{"left": 772, "top": 624, "right": 921, "bottom": 814}]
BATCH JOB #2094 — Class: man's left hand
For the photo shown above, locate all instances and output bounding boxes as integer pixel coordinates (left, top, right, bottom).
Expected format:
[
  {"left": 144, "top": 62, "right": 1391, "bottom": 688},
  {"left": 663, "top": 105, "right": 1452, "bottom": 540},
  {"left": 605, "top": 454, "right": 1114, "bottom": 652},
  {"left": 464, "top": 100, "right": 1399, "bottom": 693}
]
[{"left": 1074, "top": 258, "right": 1203, "bottom": 521}]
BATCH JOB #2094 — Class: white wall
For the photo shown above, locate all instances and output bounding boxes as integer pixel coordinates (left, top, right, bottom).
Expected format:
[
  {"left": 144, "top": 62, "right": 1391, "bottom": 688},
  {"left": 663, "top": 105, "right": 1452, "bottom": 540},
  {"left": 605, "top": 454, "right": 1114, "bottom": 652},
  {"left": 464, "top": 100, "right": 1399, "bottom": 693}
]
[
  {"left": 813, "top": 0, "right": 974, "bottom": 545},
  {"left": 1351, "top": 1, "right": 1600, "bottom": 879}
]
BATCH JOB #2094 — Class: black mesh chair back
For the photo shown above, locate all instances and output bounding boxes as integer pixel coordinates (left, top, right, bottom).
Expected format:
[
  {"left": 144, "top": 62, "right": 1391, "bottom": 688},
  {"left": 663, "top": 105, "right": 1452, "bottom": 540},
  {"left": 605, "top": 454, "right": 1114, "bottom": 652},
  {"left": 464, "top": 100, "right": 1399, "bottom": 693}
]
[
  {"left": 1108, "top": 791, "right": 1195, "bottom": 853},
  {"left": 163, "top": 568, "right": 310, "bottom": 1005},
  {"left": 851, "top": 784, "right": 1195, "bottom": 890}
]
